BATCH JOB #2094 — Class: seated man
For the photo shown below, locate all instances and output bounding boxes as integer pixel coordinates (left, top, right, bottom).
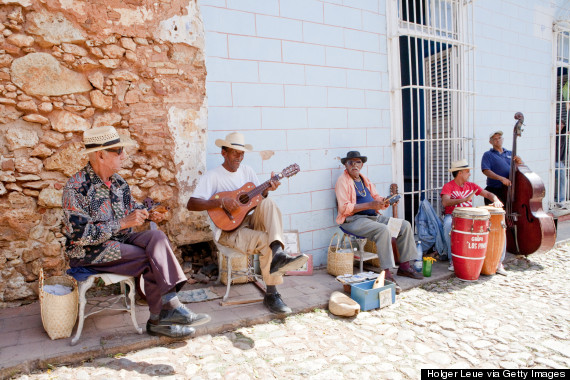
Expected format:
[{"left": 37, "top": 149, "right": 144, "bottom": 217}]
[
  {"left": 186, "top": 132, "right": 308, "bottom": 314},
  {"left": 335, "top": 151, "right": 423, "bottom": 290},
  {"left": 62, "top": 126, "right": 210, "bottom": 338},
  {"left": 441, "top": 159, "right": 503, "bottom": 272}
]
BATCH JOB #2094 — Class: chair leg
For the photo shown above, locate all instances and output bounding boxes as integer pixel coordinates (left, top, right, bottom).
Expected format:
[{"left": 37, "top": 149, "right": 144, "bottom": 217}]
[
  {"left": 216, "top": 251, "right": 223, "bottom": 285},
  {"left": 223, "top": 256, "right": 232, "bottom": 302},
  {"left": 124, "top": 278, "right": 143, "bottom": 334},
  {"left": 356, "top": 238, "right": 367, "bottom": 273},
  {"left": 71, "top": 276, "right": 95, "bottom": 346}
]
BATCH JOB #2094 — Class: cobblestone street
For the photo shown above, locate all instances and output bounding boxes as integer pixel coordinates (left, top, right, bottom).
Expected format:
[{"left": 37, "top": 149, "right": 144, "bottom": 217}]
[{"left": 15, "top": 245, "right": 570, "bottom": 380}]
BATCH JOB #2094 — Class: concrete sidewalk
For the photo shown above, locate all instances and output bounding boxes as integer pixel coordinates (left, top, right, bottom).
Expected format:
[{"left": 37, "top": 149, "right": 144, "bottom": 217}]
[{"left": 1, "top": 222, "right": 569, "bottom": 378}]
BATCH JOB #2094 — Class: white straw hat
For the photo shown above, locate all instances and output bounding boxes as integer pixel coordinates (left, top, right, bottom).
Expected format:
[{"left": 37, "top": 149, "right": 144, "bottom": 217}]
[
  {"left": 215, "top": 132, "right": 253, "bottom": 152},
  {"left": 82, "top": 126, "right": 135, "bottom": 154},
  {"left": 489, "top": 130, "right": 503, "bottom": 139},
  {"left": 449, "top": 159, "right": 473, "bottom": 173}
]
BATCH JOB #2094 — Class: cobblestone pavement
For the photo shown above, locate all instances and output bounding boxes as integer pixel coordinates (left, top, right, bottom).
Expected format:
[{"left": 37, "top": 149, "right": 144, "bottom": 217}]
[{"left": 15, "top": 245, "right": 570, "bottom": 379}]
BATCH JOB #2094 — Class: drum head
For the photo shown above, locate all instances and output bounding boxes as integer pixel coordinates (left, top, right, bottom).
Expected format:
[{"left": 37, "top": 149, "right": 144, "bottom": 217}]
[
  {"left": 452, "top": 206, "right": 490, "bottom": 219},
  {"left": 478, "top": 205, "right": 505, "bottom": 215}
]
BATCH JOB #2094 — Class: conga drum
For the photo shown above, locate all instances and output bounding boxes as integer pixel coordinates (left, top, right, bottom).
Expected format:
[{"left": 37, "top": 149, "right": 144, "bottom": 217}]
[
  {"left": 450, "top": 207, "right": 490, "bottom": 281},
  {"left": 478, "top": 206, "right": 506, "bottom": 275}
]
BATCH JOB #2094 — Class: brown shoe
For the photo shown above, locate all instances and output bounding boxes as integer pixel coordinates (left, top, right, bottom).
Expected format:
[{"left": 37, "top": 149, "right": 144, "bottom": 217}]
[{"left": 397, "top": 266, "right": 423, "bottom": 280}]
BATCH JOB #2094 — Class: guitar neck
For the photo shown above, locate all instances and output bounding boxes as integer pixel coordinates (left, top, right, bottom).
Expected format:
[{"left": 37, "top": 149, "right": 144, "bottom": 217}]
[{"left": 249, "top": 174, "right": 282, "bottom": 198}]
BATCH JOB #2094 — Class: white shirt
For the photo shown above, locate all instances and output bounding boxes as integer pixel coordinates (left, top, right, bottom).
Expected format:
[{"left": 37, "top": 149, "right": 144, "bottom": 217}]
[{"left": 192, "top": 164, "right": 260, "bottom": 200}]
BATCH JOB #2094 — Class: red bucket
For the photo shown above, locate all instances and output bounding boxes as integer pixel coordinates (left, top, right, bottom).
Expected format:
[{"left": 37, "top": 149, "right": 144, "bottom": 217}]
[{"left": 451, "top": 207, "right": 490, "bottom": 281}]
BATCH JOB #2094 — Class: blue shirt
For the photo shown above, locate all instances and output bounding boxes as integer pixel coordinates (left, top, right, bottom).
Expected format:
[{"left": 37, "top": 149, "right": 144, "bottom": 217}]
[
  {"left": 354, "top": 180, "right": 376, "bottom": 216},
  {"left": 481, "top": 148, "right": 512, "bottom": 188}
]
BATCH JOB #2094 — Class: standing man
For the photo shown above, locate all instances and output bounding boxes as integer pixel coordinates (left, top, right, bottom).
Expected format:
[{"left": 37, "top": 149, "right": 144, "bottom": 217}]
[
  {"left": 441, "top": 159, "right": 503, "bottom": 272},
  {"left": 186, "top": 132, "right": 308, "bottom": 314},
  {"left": 481, "top": 131, "right": 522, "bottom": 205},
  {"left": 555, "top": 121, "right": 567, "bottom": 202},
  {"left": 62, "top": 126, "right": 210, "bottom": 338},
  {"left": 335, "top": 151, "right": 423, "bottom": 291}
]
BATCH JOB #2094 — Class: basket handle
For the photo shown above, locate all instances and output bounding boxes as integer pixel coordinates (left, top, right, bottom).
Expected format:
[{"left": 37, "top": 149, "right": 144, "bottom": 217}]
[
  {"left": 39, "top": 268, "right": 45, "bottom": 302},
  {"left": 329, "top": 232, "right": 340, "bottom": 249},
  {"left": 340, "top": 234, "right": 354, "bottom": 251}
]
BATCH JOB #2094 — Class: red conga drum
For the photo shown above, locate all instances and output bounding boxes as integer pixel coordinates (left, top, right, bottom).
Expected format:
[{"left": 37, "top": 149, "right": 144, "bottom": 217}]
[
  {"left": 478, "top": 206, "right": 506, "bottom": 275},
  {"left": 451, "top": 207, "right": 490, "bottom": 281}
]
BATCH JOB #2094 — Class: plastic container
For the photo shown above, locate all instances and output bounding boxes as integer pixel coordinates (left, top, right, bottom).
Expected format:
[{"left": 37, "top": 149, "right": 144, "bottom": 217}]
[
  {"left": 423, "top": 257, "right": 436, "bottom": 277},
  {"left": 413, "top": 241, "right": 423, "bottom": 272}
]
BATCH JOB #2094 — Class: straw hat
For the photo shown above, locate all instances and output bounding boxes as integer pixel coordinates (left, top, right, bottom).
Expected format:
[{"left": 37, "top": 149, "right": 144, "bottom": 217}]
[
  {"left": 341, "top": 151, "right": 368, "bottom": 165},
  {"left": 82, "top": 126, "right": 135, "bottom": 154},
  {"left": 215, "top": 132, "right": 253, "bottom": 152},
  {"left": 448, "top": 159, "right": 473, "bottom": 173},
  {"left": 489, "top": 130, "right": 503, "bottom": 139}
]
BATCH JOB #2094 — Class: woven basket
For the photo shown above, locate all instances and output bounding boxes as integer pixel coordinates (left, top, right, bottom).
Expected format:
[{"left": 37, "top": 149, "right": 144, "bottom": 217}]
[
  {"left": 220, "top": 254, "right": 252, "bottom": 285},
  {"left": 365, "top": 240, "right": 380, "bottom": 267},
  {"left": 39, "top": 269, "right": 78, "bottom": 340},
  {"left": 327, "top": 233, "right": 354, "bottom": 276}
]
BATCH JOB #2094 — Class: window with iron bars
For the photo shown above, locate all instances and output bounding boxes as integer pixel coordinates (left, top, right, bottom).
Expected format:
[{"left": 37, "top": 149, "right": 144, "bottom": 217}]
[
  {"left": 389, "top": 0, "right": 475, "bottom": 228},
  {"left": 553, "top": 28, "right": 570, "bottom": 204}
]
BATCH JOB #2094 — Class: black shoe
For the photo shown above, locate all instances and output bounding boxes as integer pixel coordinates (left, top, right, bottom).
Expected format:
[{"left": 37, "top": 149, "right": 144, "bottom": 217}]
[
  {"left": 269, "top": 251, "right": 309, "bottom": 275},
  {"left": 146, "top": 321, "right": 195, "bottom": 338},
  {"left": 263, "top": 292, "right": 292, "bottom": 314},
  {"left": 158, "top": 305, "right": 211, "bottom": 326}
]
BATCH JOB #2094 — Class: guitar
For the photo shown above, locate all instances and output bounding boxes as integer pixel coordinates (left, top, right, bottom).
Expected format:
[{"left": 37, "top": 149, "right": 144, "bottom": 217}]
[{"left": 208, "top": 164, "right": 301, "bottom": 231}]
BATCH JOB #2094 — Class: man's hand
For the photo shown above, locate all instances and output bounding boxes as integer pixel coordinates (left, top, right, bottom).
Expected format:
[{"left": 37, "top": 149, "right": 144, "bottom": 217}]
[
  {"left": 370, "top": 198, "right": 389, "bottom": 211},
  {"left": 149, "top": 210, "right": 166, "bottom": 223},
  {"left": 221, "top": 197, "right": 240, "bottom": 212},
  {"left": 513, "top": 155, "right": 523, "bottom": 165},
  {"left": 464, "top": 191, "right": 475, "bottom": 202},
  {"left": 267, "top": 171, "right": 281, "bottom": 192},
  {"left": 120, "top": 209, "right": 149, "bottom": 229},
  {"left": 500, "top": 176, "right": 512, "bottom": 186},
  {"left": 492, "top": 199, "right": 504, "bottom": 208}
]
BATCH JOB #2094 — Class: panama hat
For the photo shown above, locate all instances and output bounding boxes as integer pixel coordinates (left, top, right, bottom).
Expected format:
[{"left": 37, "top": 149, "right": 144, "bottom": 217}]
[
  {"left": 449, "top": 159, "right": 473, "bottom": 173},
  {"left": 215, "top": 132, "right": 253, "bottom": 152},
  {"left": 341, "top": 151, "right": 368, "bottom": 165},
  {"left": 82, "top": 126, "right": 135, "bottom": 154}
]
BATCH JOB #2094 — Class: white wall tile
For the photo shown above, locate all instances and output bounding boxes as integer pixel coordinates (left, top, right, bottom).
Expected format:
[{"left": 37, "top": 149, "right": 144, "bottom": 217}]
[
  {"left": 285, "top": 85, "right": 327, "bottom": 107},
  {"left": 324, "top": 3, "right": 362, "bottom": 30},
  {"left": 256, "top": 15, "right": 303, "bottom": 41},
  {"left": 201, "top": 6, "right": 256, "bottom": 35},
  {"left": 287, "top": 129, "right": 330, "bottom": 150},
  {"left": 206, "top": 82, "right": 233, "bottom": 106},
  {"left": 330, "top": 128, "right": 367, "bottom": 148},
  {"left": 204, "top": 32, "right": 228, "bottom": 57},
  {"left": 346, "top": 69, "right": 382, "bottom": 90},
  {"left": 232, "top": 83, "right": 284, "bottom": 107},
  {"left": 206, "top": 57, "right": 259, "bottom": 82},
  {"left": 283, "top": 41, "right": 326, "bottom": 65},
  {"left": 259, "top": 62, "right": 305, "bottom": 85},
  {"left": 302, "top": 22, "right": 344, "bottom": 47},
  {"left": 308, "top": 108, "right": 348, "bottom": 129},
  {"left": 226, "top": 0, "right": 279, "bottom": 15},
  {"left": 348, "top": 109, "right": 382, "bottom": 128},
  {"left": 344, "top": 29, "right": 380, "bottom": 53},
  {"left": 290, "top": 209, "right": 335, "bottom": 232},
  {"left": 261, "top": 107, "right": 308, "bottom": 129},
  {"left": 326, "top": 46, "right": 364, "bottom": 69},
  {"left": 305, "top": 66, "right": 347, "bottom": 87},
  {"left": 228, "top": 35, "right": 282, "bottom": 61},
  {"left": 362, "top": 11, "right": 385, "bottom": 34},
  {"left": 208, "top": 107, "right": 261, "bottom": 131},
  {"left": 328, "top": 87, "right": 365, "bottom": 108},
  {"left": 280, "top": 0, "right": 324, "bottom": 23}
]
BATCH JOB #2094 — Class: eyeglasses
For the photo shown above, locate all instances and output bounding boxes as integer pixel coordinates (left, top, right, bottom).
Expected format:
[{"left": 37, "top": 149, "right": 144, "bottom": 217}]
[
  {"left": 106, "top": 147, "right": 124, "bottom": 155},
  {"left": 346, "top": 160, "right": 363, "bottom": 166}
]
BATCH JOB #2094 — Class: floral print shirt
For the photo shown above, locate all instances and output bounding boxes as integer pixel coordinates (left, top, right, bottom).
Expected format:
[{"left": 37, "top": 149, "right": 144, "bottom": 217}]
[{"left": 62, "top": 163, "right": 144, "bottom": 265}]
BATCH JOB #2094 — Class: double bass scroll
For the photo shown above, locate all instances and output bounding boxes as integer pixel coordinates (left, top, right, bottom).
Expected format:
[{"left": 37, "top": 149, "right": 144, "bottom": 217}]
[{"left": 505, "top": 112, "right": 556, "bottom": 255}]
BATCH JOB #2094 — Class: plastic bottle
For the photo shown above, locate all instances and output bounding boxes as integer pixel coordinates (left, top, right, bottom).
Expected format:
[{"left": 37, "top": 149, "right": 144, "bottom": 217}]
[{"left": 414, "top": 241, "right": 423, "bottom": 272}]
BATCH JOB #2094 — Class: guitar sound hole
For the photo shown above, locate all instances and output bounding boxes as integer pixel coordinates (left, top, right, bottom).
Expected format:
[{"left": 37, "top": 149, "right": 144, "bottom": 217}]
[{"left": 238, "top": 194, "right": 250, "bottom": 204}]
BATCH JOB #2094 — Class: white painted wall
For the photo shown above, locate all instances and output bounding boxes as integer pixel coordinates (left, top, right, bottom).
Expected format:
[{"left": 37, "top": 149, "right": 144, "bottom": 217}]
[
  {"left": 471, "top": 0, "right": 556, "bottom": 199},
  {"left": 197, "top": 0, "right": 562, "bottom": 265},
  {"left": 198, "top": 0, "right": 391, "bottom": 265}
]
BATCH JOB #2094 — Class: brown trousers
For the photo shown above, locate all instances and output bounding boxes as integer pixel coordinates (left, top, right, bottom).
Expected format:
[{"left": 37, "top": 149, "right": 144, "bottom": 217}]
[
  {"left": 80, "top": 230, "right": 187, "bottom": 314},
  {"left": 218, "top": 198, "right": 284, "bottom": 286}
]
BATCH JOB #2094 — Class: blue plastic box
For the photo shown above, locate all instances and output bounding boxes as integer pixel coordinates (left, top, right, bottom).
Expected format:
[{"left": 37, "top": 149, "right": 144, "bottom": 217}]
[{"left": 350, "top": 279, "right": 396, "bottom": 311}]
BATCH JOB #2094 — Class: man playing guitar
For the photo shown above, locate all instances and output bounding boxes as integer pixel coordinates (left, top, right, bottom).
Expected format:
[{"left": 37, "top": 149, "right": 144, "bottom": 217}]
[
  {"left": 335, "top": 151, "right": 424, "bottom": 292},
  {"left": 187, "top": 132, "right": 308, "bottom": 314}
]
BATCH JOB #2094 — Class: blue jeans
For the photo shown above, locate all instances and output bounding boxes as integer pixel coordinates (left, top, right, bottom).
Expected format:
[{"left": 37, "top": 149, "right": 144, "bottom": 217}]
[
  {"left": 555, "top": 161, "right": 566, "bottom": 202},
  {"left": 443, "top": 213, "right": 505, "bottom": 265}
]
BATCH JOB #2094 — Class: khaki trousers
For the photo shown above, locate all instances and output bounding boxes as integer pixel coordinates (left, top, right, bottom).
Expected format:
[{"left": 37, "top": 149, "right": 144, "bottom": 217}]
[{"left": 218, "top": 198, "right": 284, "bottom": 286}]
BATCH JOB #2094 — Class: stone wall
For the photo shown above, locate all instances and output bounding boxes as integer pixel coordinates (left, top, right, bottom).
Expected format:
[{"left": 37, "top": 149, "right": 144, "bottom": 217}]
[{"left": 0, "top": 0, "right": 210, "bottom": 307}]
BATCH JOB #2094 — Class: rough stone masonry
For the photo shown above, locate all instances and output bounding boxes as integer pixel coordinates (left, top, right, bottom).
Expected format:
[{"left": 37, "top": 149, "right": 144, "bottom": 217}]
[{"left": 0, "top": 0, "right": 211, "bottom": 306}]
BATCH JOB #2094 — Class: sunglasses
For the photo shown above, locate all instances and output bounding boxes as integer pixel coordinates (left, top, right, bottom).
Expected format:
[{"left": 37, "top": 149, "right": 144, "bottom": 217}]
[{"left": 106, "top": 147, "right": 124, "bottom": 155}]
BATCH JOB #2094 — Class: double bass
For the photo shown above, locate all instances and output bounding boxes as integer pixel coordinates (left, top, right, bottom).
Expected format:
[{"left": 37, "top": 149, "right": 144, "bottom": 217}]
[{"left": 505, "top": 112, "right": 556, "bottom": 255}]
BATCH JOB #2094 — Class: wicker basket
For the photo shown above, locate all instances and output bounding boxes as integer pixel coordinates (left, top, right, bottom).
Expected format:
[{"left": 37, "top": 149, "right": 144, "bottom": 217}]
[
  {"left": 39, "top": 269, "right": 78, "bottom": 340},
  {"left": 220, "top": 253, "right": 252, "bottom": 285},
  {"left": 327, "top": 233, "right": 354, "bottom": 276},
  {"left": 364, "top": 240, "right": 379, "bottom": 267}
]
